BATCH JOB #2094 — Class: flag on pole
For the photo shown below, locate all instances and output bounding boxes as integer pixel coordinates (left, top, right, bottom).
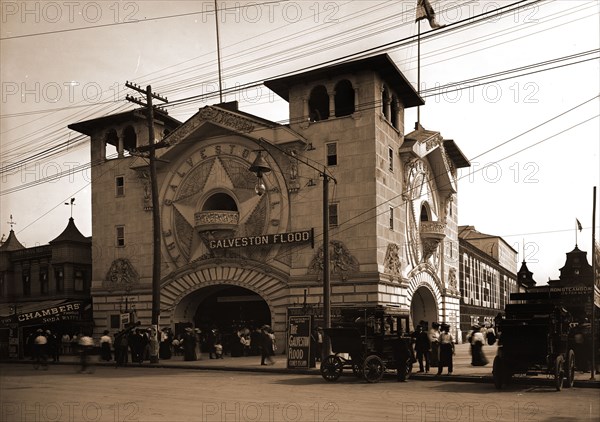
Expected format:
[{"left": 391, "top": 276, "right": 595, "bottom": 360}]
[
  {"left": 415, "top": 0, "right": 444, "bottom": 29},
  {"left": 576, "top": 218, "right": 583, "bottom": 232}
]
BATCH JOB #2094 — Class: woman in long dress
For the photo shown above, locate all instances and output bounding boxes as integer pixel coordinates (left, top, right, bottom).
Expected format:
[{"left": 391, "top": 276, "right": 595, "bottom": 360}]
[
  {"left": 436, "top": 324, "right": 454, "bottom": 375},
  {"left": 469, "top": 326, "right": 488, "bottom": 366}
]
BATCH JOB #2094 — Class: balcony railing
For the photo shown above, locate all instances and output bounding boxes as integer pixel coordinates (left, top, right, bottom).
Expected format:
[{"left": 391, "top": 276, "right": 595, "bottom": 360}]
[
  {"left": 420, "top": 220, "right": 446, "bottom": 261},
  {"left": 194, "top": 210, "right": 239, "bottom": 233}
]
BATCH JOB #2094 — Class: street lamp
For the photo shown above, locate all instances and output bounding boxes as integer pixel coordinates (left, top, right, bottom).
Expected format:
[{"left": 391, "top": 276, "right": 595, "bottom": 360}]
[
  {"left": 248, "top": 151, "right": 271, "bottom": 197},
  {"left": 248, "top": 142, "right": 335, "bottom": 351}
]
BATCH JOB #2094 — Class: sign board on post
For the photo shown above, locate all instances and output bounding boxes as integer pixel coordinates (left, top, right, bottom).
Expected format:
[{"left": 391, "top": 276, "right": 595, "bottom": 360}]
[{"left": 287, "top": 315, "right": 312, "bottom": 369}]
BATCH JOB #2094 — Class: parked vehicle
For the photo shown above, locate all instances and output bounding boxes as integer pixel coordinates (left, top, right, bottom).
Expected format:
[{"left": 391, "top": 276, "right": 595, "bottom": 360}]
[
  {"left": 493, "top": 303, "right": 575, "bottom": 391},
  {"left": 320, "top": 305, "right": 414, "bottom": 383}
]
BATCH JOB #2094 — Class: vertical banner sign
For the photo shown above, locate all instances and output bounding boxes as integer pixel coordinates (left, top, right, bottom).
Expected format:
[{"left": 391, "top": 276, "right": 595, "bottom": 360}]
[{"left": 287, "top": 315, "right": 312, "bottom": 369}]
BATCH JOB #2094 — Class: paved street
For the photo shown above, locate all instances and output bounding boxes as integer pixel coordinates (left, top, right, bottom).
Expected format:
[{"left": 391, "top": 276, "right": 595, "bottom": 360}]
[{"left": 1, "top": 359, "right": 599, "bottom": 422}]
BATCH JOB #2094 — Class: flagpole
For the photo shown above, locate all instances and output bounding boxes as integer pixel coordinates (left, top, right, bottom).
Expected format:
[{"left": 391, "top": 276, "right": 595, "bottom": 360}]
[
  {"left": 214, "top": 0, "right": 223, "bottom": 103},
  {"left": 591, "top": 186, "right": 597, "bottom": 380},
  {"left": 576, "top": 219, "right": 579, "bottom": 246},
  {"left": 417, "top": 20, "right": 421, "bottom": 128}
]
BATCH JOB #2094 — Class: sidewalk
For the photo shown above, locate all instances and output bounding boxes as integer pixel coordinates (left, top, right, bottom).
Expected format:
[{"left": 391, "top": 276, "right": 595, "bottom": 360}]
[{"left": 4, "top": 343, "right": 599, "bottom": 388}]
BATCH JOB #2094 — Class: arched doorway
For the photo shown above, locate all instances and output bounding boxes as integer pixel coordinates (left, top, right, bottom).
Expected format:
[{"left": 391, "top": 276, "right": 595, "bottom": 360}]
[
  {"left": 410, "top": 285, "right": 438, "bottom": 330},
  {"left": 192, "top": 285, "right": 271, "bottom": 332}
]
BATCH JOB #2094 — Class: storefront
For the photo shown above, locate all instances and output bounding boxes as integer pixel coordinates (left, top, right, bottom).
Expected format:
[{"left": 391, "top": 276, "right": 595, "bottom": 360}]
[{"left": 0, "top": 299, "right": 92, "bottom": 359}]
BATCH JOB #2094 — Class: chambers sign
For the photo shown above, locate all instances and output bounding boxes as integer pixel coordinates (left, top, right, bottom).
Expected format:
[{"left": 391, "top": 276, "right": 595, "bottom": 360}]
[{"left": 207, "top": 229, "right": 313, "bottom": 250}]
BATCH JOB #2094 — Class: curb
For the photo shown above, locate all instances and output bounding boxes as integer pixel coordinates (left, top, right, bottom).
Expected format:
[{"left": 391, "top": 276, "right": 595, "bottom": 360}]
[{"left": 3, "top": 359, "right": 599, "bottom": 388}]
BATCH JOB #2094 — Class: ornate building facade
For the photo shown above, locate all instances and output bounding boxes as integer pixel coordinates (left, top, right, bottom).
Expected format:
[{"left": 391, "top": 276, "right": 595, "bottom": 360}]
[{"left": 69, "top": 54, "right": 470, "bottom": 342}]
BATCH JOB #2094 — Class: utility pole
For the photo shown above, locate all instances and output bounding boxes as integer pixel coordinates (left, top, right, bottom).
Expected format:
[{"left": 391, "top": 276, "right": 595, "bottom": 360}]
[{"left": 125, "top": 82, "right": 168, "bottom": 364}]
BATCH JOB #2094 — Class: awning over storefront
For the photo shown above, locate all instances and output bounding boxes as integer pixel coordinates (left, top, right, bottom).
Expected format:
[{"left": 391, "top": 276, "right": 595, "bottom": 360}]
[{"left": 0, "top": 299, "right": 92, "bottom": 327}]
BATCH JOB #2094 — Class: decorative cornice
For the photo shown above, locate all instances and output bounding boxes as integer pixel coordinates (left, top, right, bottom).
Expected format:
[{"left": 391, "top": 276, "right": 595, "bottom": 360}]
[{"left": 198, "top": 106, "right": 255, "bottom": 133}]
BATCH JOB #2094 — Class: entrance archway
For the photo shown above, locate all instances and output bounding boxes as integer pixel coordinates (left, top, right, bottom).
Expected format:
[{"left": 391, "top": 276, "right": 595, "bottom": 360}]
[
  {"left": 193, "top": 285, "right": 271, "bottom": 332},
  {"left": 410, "top": 285, "right": 438, "bottom": 330}
]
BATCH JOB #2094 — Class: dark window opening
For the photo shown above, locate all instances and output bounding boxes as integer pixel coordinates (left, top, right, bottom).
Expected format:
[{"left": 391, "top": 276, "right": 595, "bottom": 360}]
[
  {"left": 0, "top": 273, "right": 4, "bottom": 297},
  {"left": 22, "top": 270, "right": 31, "bottom": 296},
  {"left": 116, "top": 176, "right": 124, "bottom": 196},
  {"left": 420, "top": 204, "right": 430, "bottom": 222},
  {"left": 123, "top": 125, "right": 137, "bottom": 152},
  {"left": 40, "top": 268, "right": 49, "bottom": 295},
  {"left": 203, "top": 193, "right": 238, "bottom": 211},
  {"left": 110, "top": 314, "right": 121, "bottom": 330},
  {"left": 391, "top": 95, "right": 399, "bottom": 129},
  {"left": 55, "top": 267, "right": 64, "bottom": 292},
  {"left": 116, "top": 226, "right": 125, "bottom": 247},
  {"left": 334, "top": 80, "right": 355, "bottom": 117},
  {"left": 74, "top": 269, "right": 85, "bottom": 292},
  {"left": 309, "top": 85, "right": 329, "bottom": 122},
  {"left": 388, "top": 147, "right": 394, "bottom": 172},
  {"left": 389, "top": 207, "right": 394, "bottom": 230},
  {"left": 382, "top": 86, "right": 390, "bottom": 120},
  {"left": 329, "top": 203, "right": 339, "bottom": 227},
  {"left": 326, "top": 143, "right": 337, "bottom": 166}
]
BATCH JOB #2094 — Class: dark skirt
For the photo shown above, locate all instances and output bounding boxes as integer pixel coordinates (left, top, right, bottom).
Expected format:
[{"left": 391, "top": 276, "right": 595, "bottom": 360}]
[
  {"left": 438, "top": 343, "right": 453, "bottom": 367},
  {"left": 471, "top": 342, "right": 488, "bottom": 366},
  {"left": 100, "top": 342, "right": 112, "bottom": 361},
  {"left": 159, "top": 342, "right": 172, "bottom": 359}
]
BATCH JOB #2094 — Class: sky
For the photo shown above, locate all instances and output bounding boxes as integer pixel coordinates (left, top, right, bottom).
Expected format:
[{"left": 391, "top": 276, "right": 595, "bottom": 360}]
[{"left": 1, "top": 0, "right": 599, "bottom": 284}]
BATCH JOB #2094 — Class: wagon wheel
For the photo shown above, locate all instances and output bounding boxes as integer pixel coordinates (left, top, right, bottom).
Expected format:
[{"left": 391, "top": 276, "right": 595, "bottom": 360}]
[
  {"left": 320, "top": 355, "right": 343, "bottom": 382},
  {"left": 554, "top": 355, "right": 565, "bottom": 391},
  {"left": 363, "top": 355, "right": 385, "bottom": 383},
  {"left": 564, "top": 350, "right": 575, "bottom": 389}
]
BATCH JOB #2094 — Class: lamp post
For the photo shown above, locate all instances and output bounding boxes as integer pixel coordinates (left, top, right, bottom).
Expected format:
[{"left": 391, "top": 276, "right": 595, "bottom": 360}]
[{"left": 248, "top": 142, "right": 335, "bottom": 347}]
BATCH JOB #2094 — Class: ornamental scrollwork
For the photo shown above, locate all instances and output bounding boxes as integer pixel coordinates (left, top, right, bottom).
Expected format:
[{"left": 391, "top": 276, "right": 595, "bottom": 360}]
[
  {"left": 308, "top": 240, "right": 359, "bottom": 277},
  {"left": 384, "top": 243, "right": 403, "bottom": 276},
  {"left": 103, "top": 258, "right": 139, "bottom": 291}
]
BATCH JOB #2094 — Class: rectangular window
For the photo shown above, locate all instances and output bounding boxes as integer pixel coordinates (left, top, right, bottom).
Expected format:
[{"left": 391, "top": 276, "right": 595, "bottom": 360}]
[
  {"left": 40, "top": 267, "right": 49, "bottom": 295},
  {"left": 116, "top": 226, "right": 125, "bottom": 247},
  {"left": 328, "top": 203, "right": 339, "bottom": 227},
  {"left": 116, "top": 176, "right": 124, "bottom": 196},
  {"left": 55, "top": 266, "right": 64, "bottom": 292},
  {"left": 22, "top": 269, "right": 31, "bottom": 296},
  {"left": 74, "top": 269, "right": 84, "bottom": 292},
  {"left": 110, "top": 314, "right": 121, "bottom": 330},
  {"left": 389, "top": 207, "right": 394, "bottom": 230},
  {"left": 326, "top": 143, "right": 337, "bottom": 166},
  {"left": 388, "top": 147, "right": 394, "bottom": 172}
]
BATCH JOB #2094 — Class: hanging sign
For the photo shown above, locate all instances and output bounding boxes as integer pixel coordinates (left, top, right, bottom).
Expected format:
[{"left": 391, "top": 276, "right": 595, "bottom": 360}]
[{"left": 208, "top": 229, "right": 313, "bottom": 250}]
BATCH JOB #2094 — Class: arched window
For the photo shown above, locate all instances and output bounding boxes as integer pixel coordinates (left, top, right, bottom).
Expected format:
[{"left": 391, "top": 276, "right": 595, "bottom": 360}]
[
  {"left": 381, "top": 86, "right": 390, "bottom": 120},
  {"left": 104, "top": 128, "right": 119, "bottom": 159},
  {"left": 203, "top": 193, "right": 238, "bottom": 211},
  {"left": 334, "top": 79, "right": 355, "bottom": 117},
  {"left": 420, "top": 203, "right": 431, "bottom": 221},
  {"left": 308, "top": 85, "right": 329, "bottom": 122},
  {"left": 123, "top": 126, "right": 137, "bottom": 152}
]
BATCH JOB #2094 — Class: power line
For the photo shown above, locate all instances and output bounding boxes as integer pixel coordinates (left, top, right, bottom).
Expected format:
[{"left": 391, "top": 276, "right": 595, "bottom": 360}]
[{"left": 0, "top": 0, "right": 290, "bottom": 41}]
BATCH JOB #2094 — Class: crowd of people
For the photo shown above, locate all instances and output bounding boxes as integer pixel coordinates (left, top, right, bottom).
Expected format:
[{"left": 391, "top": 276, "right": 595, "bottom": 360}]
[
  {"left": 26, "top": 322, "right": 280, "bottom": 368},
  {"left": 28, "top": 328, "right": 96, "bottom": 372}
]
